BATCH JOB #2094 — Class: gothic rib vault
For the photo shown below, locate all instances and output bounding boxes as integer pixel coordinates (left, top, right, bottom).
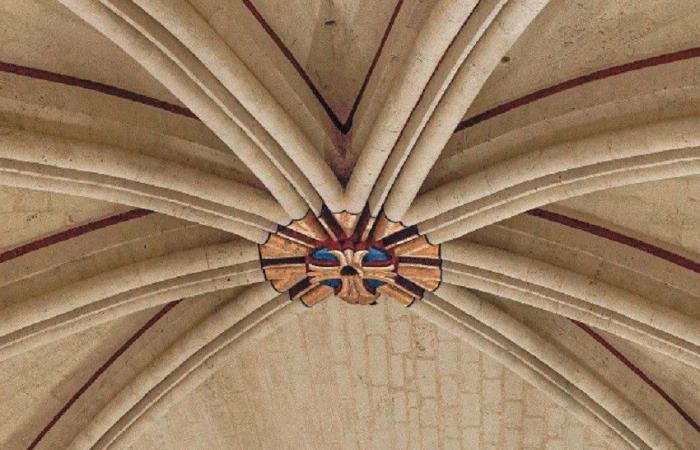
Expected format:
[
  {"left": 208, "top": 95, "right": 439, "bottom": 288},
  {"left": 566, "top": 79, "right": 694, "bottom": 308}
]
[{"left": 0, "top": 0, "right": 698, "bottom": 449}]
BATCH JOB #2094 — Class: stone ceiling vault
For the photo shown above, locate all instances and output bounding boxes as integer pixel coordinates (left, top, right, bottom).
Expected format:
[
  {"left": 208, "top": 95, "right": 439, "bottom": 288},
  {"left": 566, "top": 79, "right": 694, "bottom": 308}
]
[{"left": 0, "top": 0, "right": 698, "bottom": 449}]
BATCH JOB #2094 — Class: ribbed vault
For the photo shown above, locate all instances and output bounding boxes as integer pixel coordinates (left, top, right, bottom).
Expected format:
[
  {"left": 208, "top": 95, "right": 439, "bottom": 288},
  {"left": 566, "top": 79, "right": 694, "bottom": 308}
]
[{"left": 0, "top": 0, "right": 698, "bottom": 449}]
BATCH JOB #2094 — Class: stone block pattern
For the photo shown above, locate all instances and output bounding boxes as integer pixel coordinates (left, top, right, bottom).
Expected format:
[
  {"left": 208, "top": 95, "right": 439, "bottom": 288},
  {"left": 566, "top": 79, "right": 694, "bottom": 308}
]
[{"left": 133, "top": 298, "right": 616, "bottom": 450}]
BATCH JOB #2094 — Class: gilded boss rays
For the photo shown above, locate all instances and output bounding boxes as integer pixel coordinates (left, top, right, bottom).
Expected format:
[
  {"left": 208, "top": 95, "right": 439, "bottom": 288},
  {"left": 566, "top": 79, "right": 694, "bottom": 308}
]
[{"left": 259, "top": 207, "right": 442, "bottom": 306}]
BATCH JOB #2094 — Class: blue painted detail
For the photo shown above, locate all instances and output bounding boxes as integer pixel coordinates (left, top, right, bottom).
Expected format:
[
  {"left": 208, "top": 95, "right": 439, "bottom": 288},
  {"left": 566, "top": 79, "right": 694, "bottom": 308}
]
[
  {"left": 322, "top": 279, "right": 341, "bottom": 289},
  {"left": 311, "top": 247, "right": 339, "bottom": 263},
  {"left": 364, "top": 279, "right": 385, "bottom": 290},
  {"left": 363, "top": 246, "right": 391, "bottom": 263}
]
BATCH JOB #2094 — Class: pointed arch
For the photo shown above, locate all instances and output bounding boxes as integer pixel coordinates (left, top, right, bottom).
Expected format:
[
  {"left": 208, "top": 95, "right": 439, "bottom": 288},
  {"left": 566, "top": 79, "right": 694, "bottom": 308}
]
[
  {"left": 125, "top": 0, "right": 344, "bottom": 211},
  {"left": 441, "top": 239, "right": 700, "bottom": 367},
  {"left": 58, "top": 0, "right": 312, "bottom": 218},
  {"left": 0, "top": 240, "right": 262, "bottom": 361},
  {"left": 64, "top": 284, "right": 300, "bottom": 450},
  {"left": 417, "top": 287, "right": 681, "bottom": 449},
  {"left": 381, "top": 0, "right": 551, "bottom": 221},
  {"left": 344, "top": 0, "right": 484, "bottom": 213}
]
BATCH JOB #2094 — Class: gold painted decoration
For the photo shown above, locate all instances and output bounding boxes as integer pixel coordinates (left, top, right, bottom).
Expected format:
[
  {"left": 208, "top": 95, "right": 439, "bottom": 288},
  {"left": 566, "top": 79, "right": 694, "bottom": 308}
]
[{"left": 259, "top": 208, "right": 441, "bottom": 307}]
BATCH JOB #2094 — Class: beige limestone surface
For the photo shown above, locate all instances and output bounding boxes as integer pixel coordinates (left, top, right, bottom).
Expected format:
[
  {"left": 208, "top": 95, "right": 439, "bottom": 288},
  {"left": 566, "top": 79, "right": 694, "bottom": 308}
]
[{"left": 0, "top": 0, "right": 698, "bottom": 449}]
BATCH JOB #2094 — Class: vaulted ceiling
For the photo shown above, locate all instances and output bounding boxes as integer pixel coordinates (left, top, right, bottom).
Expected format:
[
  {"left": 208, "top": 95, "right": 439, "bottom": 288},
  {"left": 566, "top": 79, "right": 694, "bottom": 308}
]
[{"left": 0, "top": 1, "right": 698, "bottom": 449}]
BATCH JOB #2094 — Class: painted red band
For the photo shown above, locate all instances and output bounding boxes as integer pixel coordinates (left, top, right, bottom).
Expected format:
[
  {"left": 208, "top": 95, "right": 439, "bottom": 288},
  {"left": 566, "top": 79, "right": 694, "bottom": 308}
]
[
  {"left": 456, "top": 47, "right": 700, "bottom": 131},
  {"left": 527, "top": 208, "right": 699, "bottom": 273},
  {"left": 572, "top": 320, "right": 699, "bottom": 433},
  {"left": 0, "top": 209, "right": 154, "bottom": 264},
  {"left": 242, "top": 0, "right": 404, "bottom": 134},
  {"left": 26, "top": 301, "right": 180, "bottom": 450},
  {"left": 0, "top": 208, "right": 159, "bottom": 448},
  {"left": 0, "top": 62, "right": 197, "bottom": 119},
  {"left": 531, "top": 208, "right": 699, "bottom": 433},
  {"left": 345, "top": 0, "right": 404, "bottom": 132},
  {"left": 0, "top": 209, "right": 169, "bottom": 449}
]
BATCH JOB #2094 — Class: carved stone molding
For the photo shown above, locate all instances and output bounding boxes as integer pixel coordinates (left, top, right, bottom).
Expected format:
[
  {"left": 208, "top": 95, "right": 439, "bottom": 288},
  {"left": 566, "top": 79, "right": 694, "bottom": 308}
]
[{"left": 259, "top": 207, "right": 442, "bottom": 306}]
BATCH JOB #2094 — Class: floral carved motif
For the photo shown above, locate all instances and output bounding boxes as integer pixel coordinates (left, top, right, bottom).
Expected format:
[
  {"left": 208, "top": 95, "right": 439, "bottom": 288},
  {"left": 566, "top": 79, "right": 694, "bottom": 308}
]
[{"left": 259, "top": 207, "right": 441, "bottom": 306}]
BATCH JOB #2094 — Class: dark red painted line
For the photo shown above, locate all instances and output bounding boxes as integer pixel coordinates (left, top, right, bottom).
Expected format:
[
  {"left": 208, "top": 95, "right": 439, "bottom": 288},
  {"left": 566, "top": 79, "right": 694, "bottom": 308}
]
[
  {"left": 1, "top": 208, "right": 160, "bottom": 449},
  {"left": 353, "top": 204, "right": 372, "bottom": 241},
  {"left": 456, "top": 47, "right": 700, "bottom": 132},
  {"left": 527, "top": 208, "right": 699, "bottom": 273},
  {"left": 0, "top": 62, "right": 197, "bottom": 119},
  {"left": 319, "top": 204, "right": 345, "bottom": 239},
  {"left": 289, "top": 276, "right": 312, "bottom": 300},
  {"left": 381, "top": 224, "right": 419, "bottom": 247},
  {"left": 260, "top": 256, "right": 307, "bottom": 267},
  {"left": 343, "top": 0, "right": 404, "bottom": 132},
  {"left": 394, "top": 274, "right": 425, "bottom": 298},
  {"left": 572, "top": 320, "right": 700, "bottom": 433},
  {"left": 277, "top": 225, "right": 321, "bottom": 247},
  {"left": 241, "top": 0, "right": 404, "bottom": 134},
  {"left": 398, "top": 256, "right": 441, "bottom": 267},
  {"left": 531, "top": 208, "right": 700, "bottom": 432},
  {"left": 0, "top": 209, "right": 154, "bottom": 264},
  {"left": 240, "top": 0, "right": 341, "bottom": 130},
  {"left": 26, "top": 300, "right": 181, "bottom": 450}
]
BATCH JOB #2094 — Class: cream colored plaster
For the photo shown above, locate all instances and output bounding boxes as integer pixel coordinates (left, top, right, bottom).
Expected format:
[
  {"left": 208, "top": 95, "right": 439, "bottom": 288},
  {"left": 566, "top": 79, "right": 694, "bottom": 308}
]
[
  {"left": 0, "top": 0, "right": 180, "bottom": 105},
  {"left": 237, "top": 0, "right": 397, "bottom": 121},
  {"left": 131, "top": 299, "right": 618, "bottom": 450},
  {"left": 559, "top": 176, "right": 700, "bottom": 254},
  {"left": 467, "top": 0, "right": 700, "bottom": 119},
  {"left": 0, "top": 1, "right": 698, "bottom": 449},
  {"left": 0, "top": 187, "right": 129, "bottom": 251}
]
